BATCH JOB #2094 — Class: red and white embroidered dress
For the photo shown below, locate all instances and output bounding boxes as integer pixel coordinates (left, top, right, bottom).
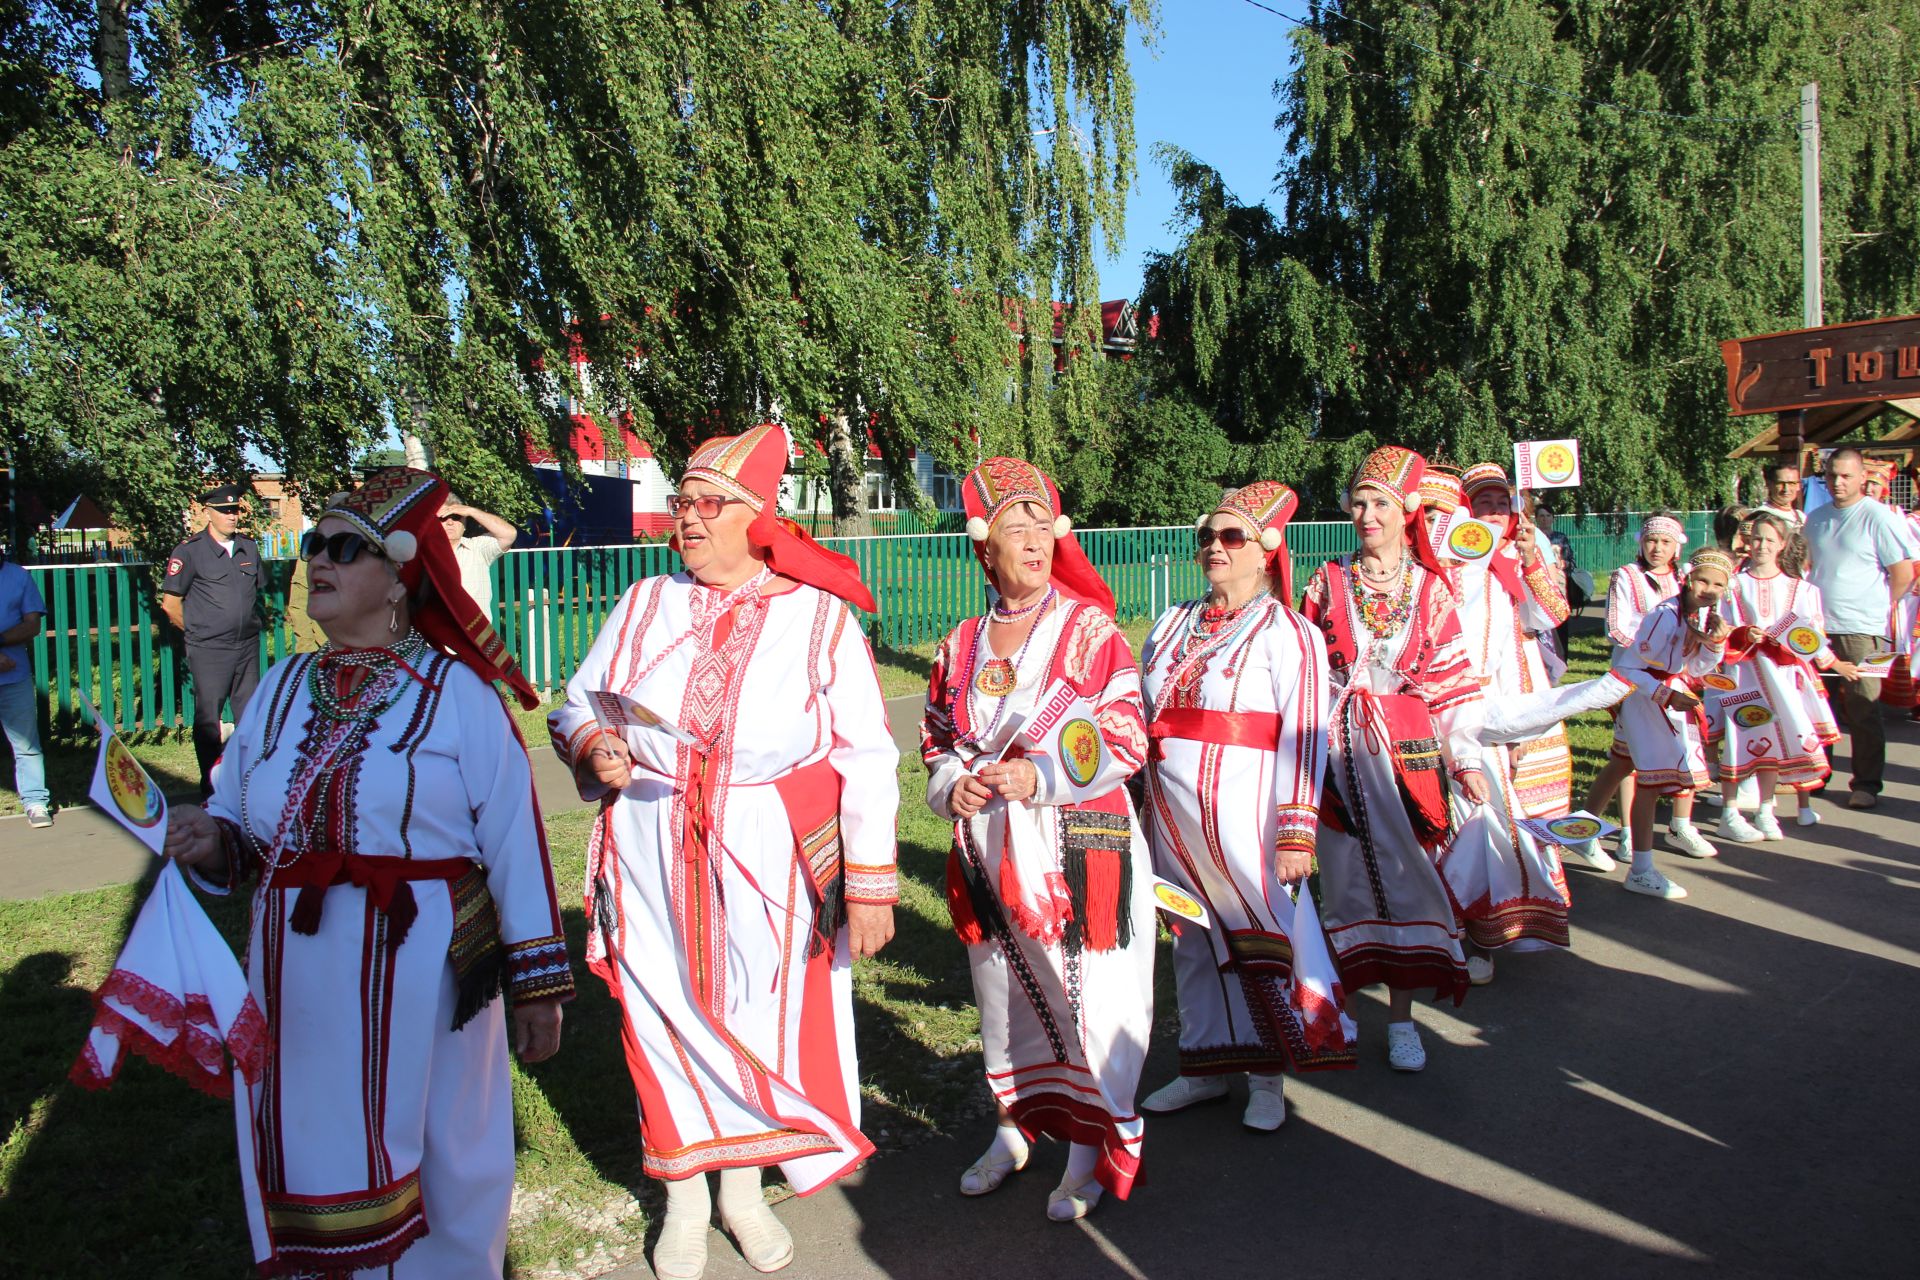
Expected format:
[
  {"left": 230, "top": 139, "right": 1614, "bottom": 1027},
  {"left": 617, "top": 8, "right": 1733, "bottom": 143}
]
[
  {"left": 922, "top": 600, "right": 1154, "bottom": 1199},
  {"left": 550, "top": 574, "right": 898, "bottom": 1194},
  {"left": 1605, "top": 561, "right": 1681, "bottom": 760},
  {"left": 1301, "top": 558, "right": 1478, "bottom": 1002},
  {"left": 1612, "top": 599, "right": 1727, "bottom": 794},
  {"left": 1719, "top": 571, "right": 1839, "bottom": 789},
  {"left": 1139, "top": 595, "right": 1355, "bottom": 1076},
  {"left": 197, "top": 646, "right": 573, "bottom": 1277},
  {"left": 1443, "top": 551, "right": 1572, "bottom": 950}
]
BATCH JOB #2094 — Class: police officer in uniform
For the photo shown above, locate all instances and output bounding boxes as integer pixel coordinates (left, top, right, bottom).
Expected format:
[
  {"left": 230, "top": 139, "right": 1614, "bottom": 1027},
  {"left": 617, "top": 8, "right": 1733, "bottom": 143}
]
[{"left": 162, "top": 483, "right": 265, "bottom": 796}]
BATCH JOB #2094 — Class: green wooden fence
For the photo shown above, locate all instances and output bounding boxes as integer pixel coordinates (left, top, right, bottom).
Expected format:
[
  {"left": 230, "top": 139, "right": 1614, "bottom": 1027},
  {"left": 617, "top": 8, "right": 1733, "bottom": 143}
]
[{"left": 21, "top": 511, "right": 1712, "bottom": 729}]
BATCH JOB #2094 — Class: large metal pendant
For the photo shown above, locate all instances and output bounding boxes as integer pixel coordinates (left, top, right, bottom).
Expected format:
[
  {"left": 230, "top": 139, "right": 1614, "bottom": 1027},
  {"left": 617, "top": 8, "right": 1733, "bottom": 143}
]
[{"left": 975, "top": 657, "right": 1019, "bottom": 698}]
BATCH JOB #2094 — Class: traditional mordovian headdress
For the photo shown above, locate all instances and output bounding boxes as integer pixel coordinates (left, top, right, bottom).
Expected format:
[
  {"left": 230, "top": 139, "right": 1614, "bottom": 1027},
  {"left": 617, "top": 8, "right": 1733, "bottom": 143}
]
[
  {"left": 680, "top": 422, "right": 878, "bottom": 613},
  {"left": 1866, "top": 458, "right": 1897, "bottom": 494},
  {"left": 322, "top": 468, "right": 540, "bottom": 709},
  {"left": 1461, "top": 462, "right": 1512, "bottom": 505},
  {"left": 1417, "top": 466, "right": 1466, "bottom": 568},
  {"left": 962, "top": 457, "right": 1116, "bottom": 615},
  {"left": 1349, "top": 445, "right": 1447, "bottom": 575},
  {"left": 1688, "top": 547, "right": 1736, "bottom": 578},
  {"left": 1208, "top": 480, "right": 1302, "bottom": 604},
  {"left": 1640, "top": 514, "right": 1688, "bottom": 547}
]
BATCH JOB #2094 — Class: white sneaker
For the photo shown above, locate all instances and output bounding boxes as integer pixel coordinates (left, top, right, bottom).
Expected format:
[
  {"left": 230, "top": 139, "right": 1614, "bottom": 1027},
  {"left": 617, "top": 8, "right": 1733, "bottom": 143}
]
[
  {"left": 1624, "top": 868, "right": 1689, "bottom": 900},
  {"left": 1717, "top": 809, "right": 1763, "bottom": 842},
  {"left": 1385, "top": 1022, "right": 1426, "bottom": 1072},
  {"left": 1466, "top": 955, "right": 1495, "bottom": 986},
  {"left": 1563, "top": 838, "right": 1617, "bottom": 872},
  {"left": 1243, "top": 1078, "right": 1286, "bottom": 1131},
  {"left": 1752, "top": 807, "right": 1785, "bottom": 841},
  {"left": 25, "top": 805, "right": 53, "bottom": 829},
  {"left": 1138, "top": 1074, "right": 1231, "bottom": 1113},
  {"left": 1667, "top": 823, "right": 1720, "bottom": 859},
  {"left": 1797, "top": 807, "right": 1822, "bottom": 827}
]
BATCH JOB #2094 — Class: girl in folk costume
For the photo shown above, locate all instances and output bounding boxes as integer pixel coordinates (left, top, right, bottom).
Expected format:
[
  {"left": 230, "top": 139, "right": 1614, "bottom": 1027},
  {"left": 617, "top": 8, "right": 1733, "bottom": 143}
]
[
  {"left": 920, "top": 459, "right": 1153, "bottom": 1222},
  {"left": 162, "top": 469, "right": 574, "bottom": 1278},
  {"left": 1719, "top": 510, "right": 1852, "bottom": 834},
  {"left": 1300, "top": 447, "right": 1485, "bottom": 1074},
  {"left": 549, "top": 425, "right": 899, "bottom": 1280},
  {"left": 1611, "top": 552, "right": 1738, "bottom": 900},
  {"left": 1569, "top": 514, "right": 1688, "bottom": 871},
  {"left": 1136, "top": 482, "right": 1355, "bottom": 1135}
]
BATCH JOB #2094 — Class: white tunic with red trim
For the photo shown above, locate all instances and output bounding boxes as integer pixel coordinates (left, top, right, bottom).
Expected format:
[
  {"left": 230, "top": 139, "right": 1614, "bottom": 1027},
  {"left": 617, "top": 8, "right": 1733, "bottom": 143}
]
[
  {"left": 1301, "top": 558, "right": 1478, "bottom": 1002},
  {"left": 1138, "top": 595, "right": 1355, "bottom": 1077},
  {"left": 1605, "top": 562, "right": 1681, "bottom": 758},
  {"left": 1720, "top": 572, "right": 1839, "bottom": 789},
  {"left": 198, "top": 644, "right": 573, "bottom": 1278},
  {"left": 1444, "top": 554, "right": 1572, "bottom": 950},
  {"left": 550, "top": 574, "right": 898, "bottom": 1194},
  {"left": 1612, "top": 599, "right": 1727, "bottom": 794},
  {"left": 922, "top": 600, "right": 1153, "bottom": 1200}
]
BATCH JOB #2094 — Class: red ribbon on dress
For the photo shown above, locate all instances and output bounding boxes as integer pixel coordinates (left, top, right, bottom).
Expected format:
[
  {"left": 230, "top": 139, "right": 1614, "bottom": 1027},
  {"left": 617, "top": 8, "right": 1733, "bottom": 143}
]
[
  {"left": 274, "top": 852, "right": 474, "bottom": 949},
  {"left": 1148, "top": 708, "right": 1282, "bottom": 758}
]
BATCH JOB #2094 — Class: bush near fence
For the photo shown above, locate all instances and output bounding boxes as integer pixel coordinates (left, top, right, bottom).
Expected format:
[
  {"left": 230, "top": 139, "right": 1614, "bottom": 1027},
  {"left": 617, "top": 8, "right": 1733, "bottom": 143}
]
[{"left": 19, "top": 512, "right": 1712, "bottom": 730}]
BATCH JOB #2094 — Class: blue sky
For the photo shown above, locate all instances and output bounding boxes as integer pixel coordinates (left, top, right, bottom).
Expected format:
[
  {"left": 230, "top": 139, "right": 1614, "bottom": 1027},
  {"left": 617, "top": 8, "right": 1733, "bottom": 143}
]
[{"left": 1097, "top": 0, "right": 1302, "bottom": 303}]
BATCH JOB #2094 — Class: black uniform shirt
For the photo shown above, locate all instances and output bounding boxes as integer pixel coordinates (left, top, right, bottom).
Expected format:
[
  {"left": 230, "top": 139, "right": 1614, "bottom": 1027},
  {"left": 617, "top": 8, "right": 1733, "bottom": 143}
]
[{"left": 162, "top": 530, "right": 265, "bottom": 648}]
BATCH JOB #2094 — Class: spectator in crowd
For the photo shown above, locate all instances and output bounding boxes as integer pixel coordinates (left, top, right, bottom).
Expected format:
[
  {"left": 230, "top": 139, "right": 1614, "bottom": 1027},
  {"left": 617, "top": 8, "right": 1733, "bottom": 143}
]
[
  {"left": 0, "top": 540, "right": 51, "bottom": 827},
  {"left": 1763, "top": 463, "right": 1806, "bottom": 528},
  {"left": 161, "top": 483, "right": 265, "bottom": 798},
  {"left": 1804, "top": 448, "right": 1920, "bottom": 809},
  {"left": 439, "top": 494, "right": 519, "bottom": 622}
]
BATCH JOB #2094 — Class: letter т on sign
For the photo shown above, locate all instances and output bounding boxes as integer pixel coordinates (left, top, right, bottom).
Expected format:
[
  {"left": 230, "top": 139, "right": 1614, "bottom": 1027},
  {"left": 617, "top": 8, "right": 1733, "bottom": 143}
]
[{"left": 1720, "top": 313, "right": 1920, "bottom": 415}]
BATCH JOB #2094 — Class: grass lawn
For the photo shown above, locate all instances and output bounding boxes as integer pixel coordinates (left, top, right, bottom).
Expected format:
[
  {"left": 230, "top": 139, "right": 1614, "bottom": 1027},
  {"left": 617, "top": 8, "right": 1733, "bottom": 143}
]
[{"left": 1, "top": 621, "right": 1618, "bottom": 1278}]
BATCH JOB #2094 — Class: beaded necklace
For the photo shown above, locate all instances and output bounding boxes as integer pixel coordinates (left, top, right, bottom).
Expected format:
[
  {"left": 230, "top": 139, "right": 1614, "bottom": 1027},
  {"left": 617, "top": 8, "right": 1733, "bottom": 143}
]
[
  {"left": 989, "top": 589, "right": 1052, "bottom": 625},
  {"left": 1353, "top": 552, "right": 1415, "bottom": 639},
  {"left": 964, "top": 590, "right": 1056, "bottom": 743}
]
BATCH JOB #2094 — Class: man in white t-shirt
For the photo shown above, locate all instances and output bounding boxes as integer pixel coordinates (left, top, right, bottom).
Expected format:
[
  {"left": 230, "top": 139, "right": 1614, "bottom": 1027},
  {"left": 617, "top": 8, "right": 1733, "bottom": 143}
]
[
  {"left": 439, "top": 494, "right": 519, "bottom": 621},
  {"left": 1805, "top": 448, "right": 1919, "bottom": 809}
]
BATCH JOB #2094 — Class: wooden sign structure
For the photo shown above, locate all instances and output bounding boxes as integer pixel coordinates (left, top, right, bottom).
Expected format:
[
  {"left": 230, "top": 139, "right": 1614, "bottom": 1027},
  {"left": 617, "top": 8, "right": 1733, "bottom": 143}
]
[{"left": 1721, "top": 314, "right": 1920, "bottom": 417}]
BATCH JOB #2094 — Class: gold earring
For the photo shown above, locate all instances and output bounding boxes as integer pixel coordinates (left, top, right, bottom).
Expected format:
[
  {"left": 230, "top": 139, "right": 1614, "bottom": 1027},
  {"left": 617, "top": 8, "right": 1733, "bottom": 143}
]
[{"left": 389, "top": 603, "right": 399, "bottom": 633}]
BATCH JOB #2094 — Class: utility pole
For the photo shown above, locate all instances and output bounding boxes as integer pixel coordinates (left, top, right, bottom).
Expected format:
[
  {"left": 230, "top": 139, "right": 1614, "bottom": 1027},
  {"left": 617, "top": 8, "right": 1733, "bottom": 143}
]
[{"left": 1800, "top": 82, "right": 1823, "bottom": 329}]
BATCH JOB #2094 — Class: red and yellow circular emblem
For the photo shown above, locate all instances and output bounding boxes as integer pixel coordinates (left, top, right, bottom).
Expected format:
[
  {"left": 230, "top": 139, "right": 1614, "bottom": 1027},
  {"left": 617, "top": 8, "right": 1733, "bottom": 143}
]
[
  {"left": 1059, "top": 718, "right": 1103, "bottom": 788},
  {"left": 1152, "top": 881, "right": 1206, "bottom": 922},
  {"left": 1701, "top": 673, "right": 1738, "bottom": 691},
  {"left": 1546, "top": 816, "right": 1603, "bottom": 842},
  {"left": 1733, "top": 704, "right": 1774, "bottom": 729},
  {"left": 1784, "top": 626, "right": 1821, "bottom": 657},
  {"left": 105, "top": 736, "right": 165, "bottom": 828},
  {"left": 1447, "top": 521, "right": 1495, "bottom": 560},
  {"left": 1536, "top": 444, "right": 1577, "bottom": 484}
]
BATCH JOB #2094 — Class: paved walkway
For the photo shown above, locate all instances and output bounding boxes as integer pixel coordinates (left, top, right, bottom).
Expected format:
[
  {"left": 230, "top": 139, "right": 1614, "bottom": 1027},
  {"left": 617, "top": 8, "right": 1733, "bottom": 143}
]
[
  {"left": 601, "top": 725, "right": 1920, "bottom": 1279},
  {"left": 0, "top": 695, "right": 929, "bottom": 902}
]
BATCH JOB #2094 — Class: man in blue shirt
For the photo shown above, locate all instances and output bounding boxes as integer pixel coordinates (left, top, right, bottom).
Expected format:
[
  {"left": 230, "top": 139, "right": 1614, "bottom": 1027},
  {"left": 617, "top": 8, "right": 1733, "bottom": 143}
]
[
  {"left": 1805, "top": 448, "right": 1919, "bottom": 808},
  {"left": 0, "top": 540, "right": 51, "bottom": 827}
]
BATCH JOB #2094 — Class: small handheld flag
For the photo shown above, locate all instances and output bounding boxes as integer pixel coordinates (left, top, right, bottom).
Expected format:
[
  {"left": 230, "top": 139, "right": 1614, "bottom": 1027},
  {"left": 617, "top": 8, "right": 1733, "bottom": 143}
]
[{"left": 77, "top": 692, "right": 168, "bottom": 857}]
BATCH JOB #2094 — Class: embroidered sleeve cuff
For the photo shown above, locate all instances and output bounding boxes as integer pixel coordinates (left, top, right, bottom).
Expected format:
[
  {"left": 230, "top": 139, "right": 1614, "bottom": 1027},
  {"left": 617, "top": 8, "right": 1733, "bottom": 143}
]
[
  {"left": 1274, "top": 805, "right": 1318, "bottom": 856},
  {"left": 844, "top": 861, "right": 900, "bottom": 905},
  {"left": 505, "top": 935, "right": 575, "bottom": 1003},
  {"left": 1523, "top": 562, "right": 1572, "bottom": 623}
]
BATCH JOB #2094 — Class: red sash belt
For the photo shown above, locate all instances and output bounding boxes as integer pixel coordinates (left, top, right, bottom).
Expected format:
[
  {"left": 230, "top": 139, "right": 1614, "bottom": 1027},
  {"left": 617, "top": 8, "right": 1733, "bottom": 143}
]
[
  {"left": 1149, "top": 708, "right": 1281, "bottom": 758},
  {"left": 274, "top": 852, "right": 475, "bottom": 949}
]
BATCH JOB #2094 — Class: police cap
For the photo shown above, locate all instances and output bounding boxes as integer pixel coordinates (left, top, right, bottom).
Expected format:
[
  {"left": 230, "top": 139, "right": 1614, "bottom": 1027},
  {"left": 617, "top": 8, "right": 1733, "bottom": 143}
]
[{"left": 197, "top": 483, "right": 247, "bottom": 510}]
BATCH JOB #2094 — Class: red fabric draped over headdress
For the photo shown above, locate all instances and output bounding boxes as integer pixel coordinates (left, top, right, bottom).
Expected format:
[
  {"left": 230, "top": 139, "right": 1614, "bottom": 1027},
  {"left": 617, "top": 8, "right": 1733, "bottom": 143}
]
[
  {"left": 960, "top": 457, "right": 1116, "bottom": 615},
  {"left": 679, "top": 422, "right": 877, "bottom": 613},
  {"left": 322, "top": 469, "right": 540, "bottom": 709}
]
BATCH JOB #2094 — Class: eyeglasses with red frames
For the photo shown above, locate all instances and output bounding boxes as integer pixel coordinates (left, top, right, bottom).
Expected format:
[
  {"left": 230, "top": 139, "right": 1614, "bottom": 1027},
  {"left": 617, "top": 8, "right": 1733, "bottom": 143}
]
[
  {"left": 1195, "top": 526, "right": 1253, "bottom": 550},
  {"left": 667, "top": 494, "right": 751, "bottom": 520}
]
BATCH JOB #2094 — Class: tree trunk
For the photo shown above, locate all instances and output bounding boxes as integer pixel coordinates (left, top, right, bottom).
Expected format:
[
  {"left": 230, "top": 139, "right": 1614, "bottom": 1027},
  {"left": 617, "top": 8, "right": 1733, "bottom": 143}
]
[
  {"left": 96, "top": 0, "right": 133, "bottom": 103},
  {"left": 826, "top": 411, "right": 869, "bottom": 537}
]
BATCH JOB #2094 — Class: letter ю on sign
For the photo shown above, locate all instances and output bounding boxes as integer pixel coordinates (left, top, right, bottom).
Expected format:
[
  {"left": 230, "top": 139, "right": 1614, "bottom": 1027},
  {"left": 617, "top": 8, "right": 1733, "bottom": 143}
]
[{"left": 1846, "top": 349, "right": 1886, "bottom": 382}]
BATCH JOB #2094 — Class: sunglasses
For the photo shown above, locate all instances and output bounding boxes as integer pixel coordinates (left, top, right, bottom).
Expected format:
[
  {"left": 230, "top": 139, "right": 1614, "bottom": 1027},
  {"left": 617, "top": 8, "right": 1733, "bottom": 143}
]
[
  {"left": 1196, "top": 526, "right": 1253, "bottom": 550},
  {"left": 667, "top": 494, "right": 750, "bottom": 520},
  {"left": 299, "top": 529, "right": 388, "bottom": 564}
]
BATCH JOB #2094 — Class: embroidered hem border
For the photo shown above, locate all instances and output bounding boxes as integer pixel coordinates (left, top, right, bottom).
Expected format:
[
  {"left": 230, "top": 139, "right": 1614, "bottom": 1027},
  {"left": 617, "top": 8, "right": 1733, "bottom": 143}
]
[
  {"left": 1462, "top": 899, "right": 1571, "bottom": 951},
  {"left": 257, "top": 1170, "right": 427, "bottom": 1277},
  {"left": 642, "top": 1128, "right": 848, "bottom": 1181}
]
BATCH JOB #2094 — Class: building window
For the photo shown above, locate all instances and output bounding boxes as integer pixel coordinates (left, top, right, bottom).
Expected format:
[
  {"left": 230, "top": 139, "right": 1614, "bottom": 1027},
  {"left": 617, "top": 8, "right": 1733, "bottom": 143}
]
[
  {"left": 930, "top": 463, "right": 963, "bottom": 512},
  {"left": 865, "top": 468, "right": 897, "bottom": 512}
]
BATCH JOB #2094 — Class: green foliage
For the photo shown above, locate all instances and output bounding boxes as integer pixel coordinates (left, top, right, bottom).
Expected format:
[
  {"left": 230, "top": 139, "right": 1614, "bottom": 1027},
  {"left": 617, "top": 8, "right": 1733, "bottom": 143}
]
[
  {"left": 1, "top": 1, "right": 1155, "bottom": 552},
  {"left": 1142, "top": 1, "right": 1920, "bottom": 514},
  {"left": 1056, "top": 356, "right": 1237, "bottom": 525}
]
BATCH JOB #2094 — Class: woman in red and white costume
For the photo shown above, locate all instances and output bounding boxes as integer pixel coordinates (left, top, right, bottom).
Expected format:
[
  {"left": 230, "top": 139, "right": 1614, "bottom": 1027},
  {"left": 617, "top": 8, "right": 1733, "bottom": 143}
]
[
  {"left": 550, "top": 424, "right": 899, "bottom": 1280},
  {"left": 921, "top": 458, "right": 1153, "bottom": 1222},
  {"left": 1300, "top": 446, "right": 1484, "bottom": 1073},
  {"left": 164, "top": 468, "right": 573, "bottom": 1278},
  {"left": 1135, "top": 481, "right": 1355, "bottom": 1134},
  {"left": 1720, "top": 510, "right": 1850, "bottom": 833},
  {"left": 1569, "top": 514, "right": 1687, "bottom": 870}
]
